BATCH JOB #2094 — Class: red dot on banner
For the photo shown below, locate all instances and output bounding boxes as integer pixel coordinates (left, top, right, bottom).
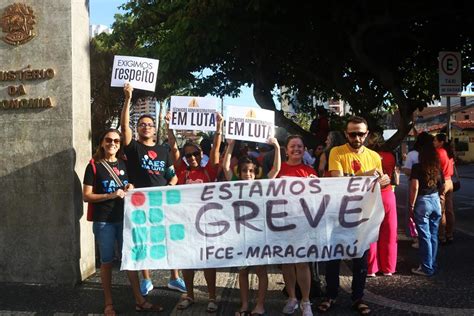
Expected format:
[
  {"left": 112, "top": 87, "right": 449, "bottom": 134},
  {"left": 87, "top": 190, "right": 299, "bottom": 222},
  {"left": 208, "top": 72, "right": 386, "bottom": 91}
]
[{"left": 131, "top": 192, "right": 146, "bottom": 207}]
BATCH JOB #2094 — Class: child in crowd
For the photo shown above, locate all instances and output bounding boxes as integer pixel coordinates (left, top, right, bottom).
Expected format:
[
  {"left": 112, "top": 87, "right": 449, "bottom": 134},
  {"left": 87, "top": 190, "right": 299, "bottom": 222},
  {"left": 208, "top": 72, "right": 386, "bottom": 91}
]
[{"left": 223, "top": 137, "right": 281, "bottom": 316}]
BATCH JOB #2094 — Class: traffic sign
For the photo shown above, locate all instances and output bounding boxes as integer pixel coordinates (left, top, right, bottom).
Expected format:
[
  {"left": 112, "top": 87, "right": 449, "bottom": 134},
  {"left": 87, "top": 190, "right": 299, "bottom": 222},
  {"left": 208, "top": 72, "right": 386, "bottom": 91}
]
[{"left": 439, "top": 51, "right": 462, "bottom": 96}]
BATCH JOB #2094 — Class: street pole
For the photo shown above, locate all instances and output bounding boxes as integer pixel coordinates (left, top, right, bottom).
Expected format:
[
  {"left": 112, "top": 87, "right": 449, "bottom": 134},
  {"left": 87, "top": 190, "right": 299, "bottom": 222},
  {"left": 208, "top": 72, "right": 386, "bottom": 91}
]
[{"left": 447, "top": 96, "right": 451, "bottom": 141}]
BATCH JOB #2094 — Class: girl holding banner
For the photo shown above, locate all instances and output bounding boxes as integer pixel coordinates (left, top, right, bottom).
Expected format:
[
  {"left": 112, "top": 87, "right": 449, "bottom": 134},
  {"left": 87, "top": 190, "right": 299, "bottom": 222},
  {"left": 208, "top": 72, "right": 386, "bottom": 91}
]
[
  {"left": 167, "top": 112, "right": 223, "bottom": 313},
  {"left": 83, "top": 129, "right": 163, "bottom": 314},
  {"left": 278, "top": 135, "right": 317, "bottom": 316},
  {"left": 223, "top": 137, "right": 281, "bottom": 316}
]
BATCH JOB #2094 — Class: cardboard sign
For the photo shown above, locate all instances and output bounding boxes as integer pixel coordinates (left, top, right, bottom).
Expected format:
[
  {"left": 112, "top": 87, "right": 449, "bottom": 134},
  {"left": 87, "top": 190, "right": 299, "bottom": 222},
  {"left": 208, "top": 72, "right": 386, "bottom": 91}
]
[
  {"left": 121, "top": 177, "right": 384, "bottom": 270},
  {"left": 225, "top": 106, "right": 275, "bottom": 143},
  {"left": 169, "top": 96, "right": 219, "bottom": 131},
  {"left": 111, "top": 55, "right": 159, "bottom": 92}
]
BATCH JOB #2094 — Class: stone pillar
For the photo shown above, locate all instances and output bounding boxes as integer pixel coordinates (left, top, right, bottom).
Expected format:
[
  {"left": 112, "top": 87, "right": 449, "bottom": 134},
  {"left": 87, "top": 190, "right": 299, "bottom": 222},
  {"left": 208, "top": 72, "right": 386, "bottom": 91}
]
[{"left": 0, "top": 0, "right": 94, "bottom": 284}]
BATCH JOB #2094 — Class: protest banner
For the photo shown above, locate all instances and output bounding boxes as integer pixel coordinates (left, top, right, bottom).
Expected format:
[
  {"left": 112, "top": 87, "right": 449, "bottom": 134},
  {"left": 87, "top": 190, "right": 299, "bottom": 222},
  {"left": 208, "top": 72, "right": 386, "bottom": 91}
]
[
  {"left": 121, "top": 177, "right": 384, "bottom": 271},
  {"left": 225, "top": 106, "right": 275, "bottom": 143},
  {"left": 169, "top": 96, "right": 219, "bottom": 131},
  {"left": 110, "top": 55, "right": 159, "bottom": 92}
]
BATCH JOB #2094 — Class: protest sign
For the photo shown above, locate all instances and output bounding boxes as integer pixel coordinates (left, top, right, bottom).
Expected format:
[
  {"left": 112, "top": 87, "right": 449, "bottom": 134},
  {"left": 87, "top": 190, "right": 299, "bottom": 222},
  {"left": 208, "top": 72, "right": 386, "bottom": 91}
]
[
  {"left": 169, "top": 96, "right": 219, "bottom": 131},
  {"left": 110, "top": 55, "right": 159, "bottom": 92},
  {"left": 225, "top": 106, "right": 275, "bottom": 143},
  {"left": 121, "top": 177, "right": 384, "bottom": 271}
]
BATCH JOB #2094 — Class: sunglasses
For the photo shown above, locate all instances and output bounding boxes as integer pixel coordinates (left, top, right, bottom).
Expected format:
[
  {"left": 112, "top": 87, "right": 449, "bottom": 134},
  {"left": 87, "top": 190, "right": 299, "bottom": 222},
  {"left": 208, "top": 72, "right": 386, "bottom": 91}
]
[
  {"left": 104, "top": 137, "right": 121, "bottom": 144},
  {"left": 184, "top": 151, "right": 200, "bottom": 159},
  {"left": 347, "top": 132, "right": 367, "bottom": 138},
  {"left": 138, "top": 123, "right": 155, "bottom": 128}
]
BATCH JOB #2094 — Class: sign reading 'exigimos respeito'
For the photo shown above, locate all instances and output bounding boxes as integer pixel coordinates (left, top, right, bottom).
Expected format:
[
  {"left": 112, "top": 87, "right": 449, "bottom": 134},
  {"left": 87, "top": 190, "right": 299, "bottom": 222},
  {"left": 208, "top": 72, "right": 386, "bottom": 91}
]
[{"left": 0, "top": 3, "right": 55, "bottom": 110}]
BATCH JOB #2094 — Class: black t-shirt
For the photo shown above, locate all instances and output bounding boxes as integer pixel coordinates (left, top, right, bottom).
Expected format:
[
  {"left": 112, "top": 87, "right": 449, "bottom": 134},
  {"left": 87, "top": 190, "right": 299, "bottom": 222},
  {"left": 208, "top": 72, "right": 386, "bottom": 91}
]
[
  {"left": 83, "top": 159, "right": 129, "bottom": 222},
  {"left": 410, "top": 163, "right": 443, "bottom": 196},
  {"left": 124, "top": 139, "right": 175, "bottom": 188}
]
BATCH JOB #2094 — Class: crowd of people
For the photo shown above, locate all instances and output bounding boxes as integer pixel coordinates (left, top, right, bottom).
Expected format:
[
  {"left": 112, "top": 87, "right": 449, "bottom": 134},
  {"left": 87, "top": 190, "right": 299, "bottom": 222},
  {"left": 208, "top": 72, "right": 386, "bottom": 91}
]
[{"left": 83, "top": 84, "right": 457, "bottom": 315}]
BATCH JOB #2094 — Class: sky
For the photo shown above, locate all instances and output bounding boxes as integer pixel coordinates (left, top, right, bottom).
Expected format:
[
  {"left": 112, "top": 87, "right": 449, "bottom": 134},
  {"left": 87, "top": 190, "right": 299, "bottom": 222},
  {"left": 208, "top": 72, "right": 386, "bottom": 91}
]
[{"left": 89, "top": 0, "right": 261, "bottom": 108}]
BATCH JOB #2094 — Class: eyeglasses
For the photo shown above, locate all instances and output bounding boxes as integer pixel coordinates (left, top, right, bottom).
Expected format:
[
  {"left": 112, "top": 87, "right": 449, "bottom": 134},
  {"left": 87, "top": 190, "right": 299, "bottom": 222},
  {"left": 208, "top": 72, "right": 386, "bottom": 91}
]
[
  {"left": 138, "top": 123, "right": 155, "bottom": 128},
  {"left": 184, "top": 151, "right": 200, "bottom": 159},
  {"left": 104, "top": 137, "right": 121, "bottom": 144},
  {"left": 347, "top": 132, "right": 367, "bottom": 138}
]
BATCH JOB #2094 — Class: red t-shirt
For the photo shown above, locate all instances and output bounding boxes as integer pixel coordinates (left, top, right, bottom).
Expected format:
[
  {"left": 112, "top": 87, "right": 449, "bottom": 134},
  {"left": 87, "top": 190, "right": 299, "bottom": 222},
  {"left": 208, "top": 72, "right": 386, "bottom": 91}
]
[
  {"left": 176, "top": 162, "right": 218, "bottom": 184},
  {"left": 436, "top": 148, "right": 453, "bottom": 179},
  {"left": 378, "top": 151, "right": 396, "bottom": 192},
  {"left": 277, "top": 162, "right": 317, "bottom": 178}
]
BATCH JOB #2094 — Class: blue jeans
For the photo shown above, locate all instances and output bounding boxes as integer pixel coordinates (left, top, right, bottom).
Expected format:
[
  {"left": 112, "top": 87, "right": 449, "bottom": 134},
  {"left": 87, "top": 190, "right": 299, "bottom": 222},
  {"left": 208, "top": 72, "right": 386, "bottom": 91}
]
[
  {"left": 414, "top": 193, "right": 441, "bottom": 275},
  {"left": 93, "top": 221, "right": 123, "bottom": 264},
  {"left": 325, "top": 250, "right": 368, "bottom": 302}
]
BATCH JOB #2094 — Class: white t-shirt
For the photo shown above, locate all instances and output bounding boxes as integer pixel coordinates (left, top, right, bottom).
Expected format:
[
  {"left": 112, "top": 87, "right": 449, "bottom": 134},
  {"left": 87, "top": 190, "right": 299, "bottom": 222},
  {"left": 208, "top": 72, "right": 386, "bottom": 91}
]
[{"left": 403, "top": 150, "right": 419, "bottom": 170}]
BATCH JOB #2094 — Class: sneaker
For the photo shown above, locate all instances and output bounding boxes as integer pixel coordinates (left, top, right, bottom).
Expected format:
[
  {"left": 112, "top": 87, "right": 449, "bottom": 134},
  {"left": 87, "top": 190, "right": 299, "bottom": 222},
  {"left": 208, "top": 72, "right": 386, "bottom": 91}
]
[
  {"left": 301, "top": 300, "right": 313, "bottom": 316},
  {"left": 367, "top": 273, "right": 376, "bottom": 277},
  {"left": 168, "top": 277, "right": 187, "bottom": 293},
  {"left": 411, "top": 266, "right": 431, "bottom": 277},
  {"left": 282, "top": 298, "right": 299, "bottom": 315},
  {"left": 140, "top": 279, "right": 154, "bottom": 296},
  {"left": 383, "top": 272, "right": 393, "bottom": 276}
]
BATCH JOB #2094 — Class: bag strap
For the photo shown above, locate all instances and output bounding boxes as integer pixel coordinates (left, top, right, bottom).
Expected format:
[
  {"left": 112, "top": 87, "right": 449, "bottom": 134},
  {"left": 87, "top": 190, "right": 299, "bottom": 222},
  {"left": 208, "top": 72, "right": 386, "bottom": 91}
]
[{"left": 99, "top": 159, "right": 124, "bottom": 187}]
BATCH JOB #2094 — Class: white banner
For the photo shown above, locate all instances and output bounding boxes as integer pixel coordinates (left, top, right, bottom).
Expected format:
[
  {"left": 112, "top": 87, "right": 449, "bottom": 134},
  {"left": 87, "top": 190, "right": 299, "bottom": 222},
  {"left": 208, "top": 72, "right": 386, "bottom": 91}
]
[
  {"left": 169, "top": 96, "right": 218, "bottom": 131},
  {"left": 225, "top": 106, "right": 275, "bottom": 143},
  {"left": 121, "top": 177, "right": 384, "bottom": 270},
  {"left": 110, "top": 55, "right": 159, "bottom": 92}
]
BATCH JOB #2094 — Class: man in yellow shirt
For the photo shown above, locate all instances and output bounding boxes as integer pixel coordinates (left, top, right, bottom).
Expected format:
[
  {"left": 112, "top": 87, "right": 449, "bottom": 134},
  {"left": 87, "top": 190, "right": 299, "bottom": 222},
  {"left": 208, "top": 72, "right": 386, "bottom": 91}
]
[{"left": 318, "top": 116, "right": 390, "bottom": 316}]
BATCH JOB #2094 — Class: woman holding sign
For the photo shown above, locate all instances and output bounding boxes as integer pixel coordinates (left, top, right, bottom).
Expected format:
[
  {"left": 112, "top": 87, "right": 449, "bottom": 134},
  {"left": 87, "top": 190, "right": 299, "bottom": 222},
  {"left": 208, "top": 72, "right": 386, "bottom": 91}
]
[
  {"left": 83, "top": 129, "right": 163, "bottom": 315},
  {"left": 167, "top": 111, "right": 223, "bottom": 313},
  {"left": 278, "top": 135, "right": 317, "bottom": 316},
  {"left": 223, "top": 137, "right": 281, "bottom": 316}
]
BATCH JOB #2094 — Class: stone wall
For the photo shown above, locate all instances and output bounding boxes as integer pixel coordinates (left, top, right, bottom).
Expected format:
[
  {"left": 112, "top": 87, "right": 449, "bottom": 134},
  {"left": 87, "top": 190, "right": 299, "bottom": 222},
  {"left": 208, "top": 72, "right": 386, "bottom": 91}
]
[{"left": 0, "top": 0, "right": 94, "bottom": 284}]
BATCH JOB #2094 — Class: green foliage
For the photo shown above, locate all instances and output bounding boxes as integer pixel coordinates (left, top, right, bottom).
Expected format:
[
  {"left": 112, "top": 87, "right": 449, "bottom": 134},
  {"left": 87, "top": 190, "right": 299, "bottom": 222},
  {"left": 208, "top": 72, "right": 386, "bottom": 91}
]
[{"left": 104, "top": 0, "right": 473, "bottom": 149}]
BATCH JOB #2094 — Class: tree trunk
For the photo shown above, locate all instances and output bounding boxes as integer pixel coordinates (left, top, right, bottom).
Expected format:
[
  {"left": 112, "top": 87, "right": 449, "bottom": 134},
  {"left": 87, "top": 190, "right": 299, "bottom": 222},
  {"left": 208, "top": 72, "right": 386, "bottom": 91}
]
[{"left": 253, "top": 73, "right": 318, "bottom": 148}]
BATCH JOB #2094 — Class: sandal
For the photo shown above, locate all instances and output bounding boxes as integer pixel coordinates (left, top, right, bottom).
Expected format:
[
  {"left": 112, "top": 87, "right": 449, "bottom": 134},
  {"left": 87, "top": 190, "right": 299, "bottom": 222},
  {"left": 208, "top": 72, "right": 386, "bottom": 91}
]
[
  {"left": 317, "top": 298, "right": 336, "bottom": 313},
  {"left": 135, "top": 300, "right": 164, "bottom": 312},
  {"left": 352, "top": 300, "right": 371, "bottom": 315},
  {"left": 104, "top": 304, "right": 116, "bottom": 316},
  {"left": 177, "top": 296, "right": 194, "bottom": 310},
  {"left": 207, "top": 299, "right": 218, "bottom": 313}
]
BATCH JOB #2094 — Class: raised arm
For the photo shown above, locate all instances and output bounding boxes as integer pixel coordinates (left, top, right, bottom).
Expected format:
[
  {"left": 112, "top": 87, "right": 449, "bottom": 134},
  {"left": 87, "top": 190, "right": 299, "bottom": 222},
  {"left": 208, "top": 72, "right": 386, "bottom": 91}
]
[
  {"left": 209, "top": 112, "right": 224, "bottom": 166},
  {"left": 222, "top": 139, "right": 235, "bottom": 181},
  {"left": 165, "top": 111, "right": 180, "bottom": 165},
  {"left": 266, "top": 137, "right": 281, "bottom": 179},
  {"left": 120, "top": 83, "right": 133, "bottom": 146}
]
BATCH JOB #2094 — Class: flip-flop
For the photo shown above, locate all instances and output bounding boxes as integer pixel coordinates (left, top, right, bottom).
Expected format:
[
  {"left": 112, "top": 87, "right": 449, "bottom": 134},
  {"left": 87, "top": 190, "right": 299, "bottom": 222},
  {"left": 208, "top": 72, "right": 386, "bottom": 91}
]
[
  {"left": 177, "top": 296, "right": 194, "bottom": 310},
  {"left": 317, "top": 298, "right": 336, "bottom": 313},
  {"left": 352, "top": 300, "right": 371, "bottom": 315},
  {"left": 207, "top": 299, "right": 218, "bottom": 313},
  {"left": 135, "top": 301, "right": 164, "bottom": 312}
]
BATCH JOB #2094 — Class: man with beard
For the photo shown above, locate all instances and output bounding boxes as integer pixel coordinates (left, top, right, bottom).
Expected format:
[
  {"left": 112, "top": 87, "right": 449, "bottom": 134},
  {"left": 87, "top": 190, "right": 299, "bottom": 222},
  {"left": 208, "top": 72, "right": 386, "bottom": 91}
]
[
  {"left": 120, "top": 83, "right": 186, "bottom": 296},
  {"left": 317, "top": 116, "right": 390, "bottom": 316}
]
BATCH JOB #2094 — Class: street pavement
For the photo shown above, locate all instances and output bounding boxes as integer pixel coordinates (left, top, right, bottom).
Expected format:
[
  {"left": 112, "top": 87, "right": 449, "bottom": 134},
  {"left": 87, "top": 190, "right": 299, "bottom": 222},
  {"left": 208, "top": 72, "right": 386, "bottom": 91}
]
[{"left": 1, "top": 167, "right": 474, "bottom": 315}]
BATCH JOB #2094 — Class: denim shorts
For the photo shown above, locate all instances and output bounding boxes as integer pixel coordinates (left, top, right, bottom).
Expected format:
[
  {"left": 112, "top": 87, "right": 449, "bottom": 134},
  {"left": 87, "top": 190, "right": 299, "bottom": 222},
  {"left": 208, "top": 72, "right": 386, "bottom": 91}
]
[{"left": 93, "top": 221, "right": 123, "bottom": 264}]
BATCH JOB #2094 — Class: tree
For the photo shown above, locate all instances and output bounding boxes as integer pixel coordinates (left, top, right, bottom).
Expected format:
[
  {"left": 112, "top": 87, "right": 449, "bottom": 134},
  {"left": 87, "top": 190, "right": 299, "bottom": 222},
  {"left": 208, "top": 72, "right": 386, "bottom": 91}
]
[{"left": 117, "top": 1, "right": 473, "bottom": 148}]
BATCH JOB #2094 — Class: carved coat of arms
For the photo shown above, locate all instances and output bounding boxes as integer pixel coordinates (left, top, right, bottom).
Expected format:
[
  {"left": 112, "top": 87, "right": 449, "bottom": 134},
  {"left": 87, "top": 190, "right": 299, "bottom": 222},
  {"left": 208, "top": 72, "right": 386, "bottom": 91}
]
[{"left": 1, "top": 3, "right": 36, "bottom": 46}]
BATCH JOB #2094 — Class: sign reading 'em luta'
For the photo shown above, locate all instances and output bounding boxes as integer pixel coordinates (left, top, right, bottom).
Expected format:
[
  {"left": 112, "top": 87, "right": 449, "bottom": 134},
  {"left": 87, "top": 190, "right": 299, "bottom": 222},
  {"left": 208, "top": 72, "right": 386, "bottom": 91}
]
[
  {"left": 225, "top": 106, "right": 275, "bottom": 143},
  {"left": 121, "top": 177, "right": 384, "bottom": 270},
  {"left": 169, "top": 96, "right": 218, "bottom": 131}
]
